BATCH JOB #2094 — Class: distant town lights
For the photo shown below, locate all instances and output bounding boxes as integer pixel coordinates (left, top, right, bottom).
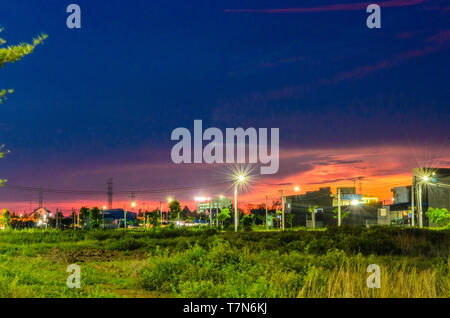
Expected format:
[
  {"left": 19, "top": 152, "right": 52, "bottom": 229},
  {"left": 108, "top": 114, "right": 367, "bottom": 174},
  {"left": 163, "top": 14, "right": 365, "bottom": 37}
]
[{"left": 194, "top": 197, "right": 210, "bottom": 202}]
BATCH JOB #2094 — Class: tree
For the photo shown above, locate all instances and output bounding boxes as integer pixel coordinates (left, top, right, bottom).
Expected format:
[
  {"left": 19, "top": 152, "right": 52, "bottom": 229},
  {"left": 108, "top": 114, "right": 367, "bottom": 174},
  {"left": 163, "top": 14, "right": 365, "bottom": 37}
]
[
  {"left": 426, "top": 207, "right": 450, "bottom": 227},
  {"left": 0, "top": 145, "right": 10, "bottom": 186},
  {"left": 285, "top": 212, "right": 294, "bottom": 228},
  {"left": 0, "top": 28, "right": 47, "bottom": 184},
  {"left": 332, "top": 207, "right": 349, "bottom": 223},
  {"left": 182, "top": 205, "right": 191, "bottom": 219},
  {"left": 240, "top": 214, "right": 254, "bottom": 231},
  {"left": 275, "top": 210, "right": 283, "bottom": 229},
  {"left": 217, "top": 208, "right": 231, "bottom": 228},
  {"left": 149, "top": 209, "right": 160, "bottom": 228},
  {"left": 79, "top": 207, "right": 89, "bottom": 229},
  {"left": 0, "top": 28, "right": 47, "bottom": 103},
  {"left": 169, "top": 199, "right": 182, "bottom": 220},
  {"left": 0, "top": 209, "right": 11, "bottom": 229},
  {"left": 308, "top": 205, "right": 318, "bottom": 229},
  {"left": 70, "top": 209, "right": 77, "bottom": 229},
  {"left": 89, "top": 207, "right": 101, "bottom": 229}
]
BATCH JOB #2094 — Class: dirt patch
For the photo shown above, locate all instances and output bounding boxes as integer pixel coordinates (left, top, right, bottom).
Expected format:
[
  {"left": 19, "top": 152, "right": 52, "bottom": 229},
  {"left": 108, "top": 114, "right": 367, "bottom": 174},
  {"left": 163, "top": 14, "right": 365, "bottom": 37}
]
[{"left": 44, "top": 246, "right": 121, "bottom": 263}]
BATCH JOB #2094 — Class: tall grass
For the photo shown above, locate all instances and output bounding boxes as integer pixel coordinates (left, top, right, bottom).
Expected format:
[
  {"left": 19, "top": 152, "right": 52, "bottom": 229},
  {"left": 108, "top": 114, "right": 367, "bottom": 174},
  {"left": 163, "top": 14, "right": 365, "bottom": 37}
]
[
  {"left": 0, "top": 227, "right": 448, "bottom": 298},
  {"left": 139, "top": 240, "right": 449, "bottom": 298}
]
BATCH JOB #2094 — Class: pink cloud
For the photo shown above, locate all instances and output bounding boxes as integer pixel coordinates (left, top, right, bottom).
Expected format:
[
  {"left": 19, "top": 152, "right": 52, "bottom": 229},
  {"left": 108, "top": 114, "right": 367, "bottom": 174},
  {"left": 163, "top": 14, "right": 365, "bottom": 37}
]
[
  {"left": 225, "top": 0, "right": 427, "bottom": 14},
  {"left": 2, "top": 144, "right": 449, "bottom": 214},
  {"left": 427, "top": 29, "right": 450, "bottom": 44},
  {"left": 326, "top": 46, "right": 442, "bottom": 84}
]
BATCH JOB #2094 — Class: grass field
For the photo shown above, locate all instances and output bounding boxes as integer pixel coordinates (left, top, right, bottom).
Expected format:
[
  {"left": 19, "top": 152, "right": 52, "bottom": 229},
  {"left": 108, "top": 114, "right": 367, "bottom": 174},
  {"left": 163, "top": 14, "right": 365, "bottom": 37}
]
[{"left": 0, "top": 226, "right": 448, "bottom": 298}]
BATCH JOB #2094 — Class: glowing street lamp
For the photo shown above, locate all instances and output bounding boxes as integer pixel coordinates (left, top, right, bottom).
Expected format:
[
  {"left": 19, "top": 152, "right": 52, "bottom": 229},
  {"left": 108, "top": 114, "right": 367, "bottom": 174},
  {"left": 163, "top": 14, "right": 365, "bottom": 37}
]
[{"left": 233, "top": 173, "right": 248, "bottom": 232}]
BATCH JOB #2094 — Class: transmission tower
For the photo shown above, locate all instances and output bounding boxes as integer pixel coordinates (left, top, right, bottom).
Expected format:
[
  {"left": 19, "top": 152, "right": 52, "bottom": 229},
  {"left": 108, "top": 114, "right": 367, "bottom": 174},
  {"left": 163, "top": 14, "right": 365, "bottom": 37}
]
[{"left": 107, "top": 178, "right": 113, "bottom": 209}]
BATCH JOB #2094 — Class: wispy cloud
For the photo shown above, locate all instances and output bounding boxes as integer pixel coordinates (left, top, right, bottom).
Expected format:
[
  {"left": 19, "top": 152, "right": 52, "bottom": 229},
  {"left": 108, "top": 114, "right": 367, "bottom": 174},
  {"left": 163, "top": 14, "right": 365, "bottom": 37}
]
[{"left": 225, "top": 0, "right": 427, "bottom": 14}]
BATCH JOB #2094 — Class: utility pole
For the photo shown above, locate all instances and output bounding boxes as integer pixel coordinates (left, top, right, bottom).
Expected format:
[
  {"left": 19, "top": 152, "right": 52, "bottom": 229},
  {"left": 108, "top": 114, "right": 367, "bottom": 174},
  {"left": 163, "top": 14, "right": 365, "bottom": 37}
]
[
  {"left": 209, "top": 200, "right": 213, "bottom": 226},
  {"left": 338, "top": 188, "right": 342, "bottom": 226},
  {"left": 265, "top": 195, "right": 268, "bottom": 230},
  {"left": 102, "top": 207, "right": 105, "bottom": 229},
  {"left": 217, "top": 199, "right": 220, "bottom": 227},
  {"left": 280, "top": 190, "right": 285, "bottom": 231},
  {"left": 72, "top": 208, "right": 76, "bottom": 230},
  {"left": 107, "top": 178, "right": 113, "bottom": 209},
  {"left": 411, "top": 177, "right": 415, "bottom": 227},
  {"left": 124, "top": 205, "right": 127, "bottom": 230},
  {"left": 234, "top": 184, "right": 238, "bottom": 232},
  {"left": 160, "top": 201, "right": 162, "bottom": 225},
  {"left": 417, "top": 184, "right": 423, "bottom": 228}
]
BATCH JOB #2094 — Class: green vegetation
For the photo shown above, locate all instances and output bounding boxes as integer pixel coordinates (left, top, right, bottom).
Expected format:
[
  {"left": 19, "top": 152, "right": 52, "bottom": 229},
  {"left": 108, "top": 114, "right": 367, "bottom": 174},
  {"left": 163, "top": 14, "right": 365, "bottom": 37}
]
[
  {"left": 426, "top": 207, "right": 450, "bottom": 227},
  {"left": 0, "top": 27, "right": 47, "bottom": 186},
  {"left": 0, "top": 226, "right": 448, "bottom": 298},
  {"left": 169, "top": 199, "right": 182, "bottom": 220}
]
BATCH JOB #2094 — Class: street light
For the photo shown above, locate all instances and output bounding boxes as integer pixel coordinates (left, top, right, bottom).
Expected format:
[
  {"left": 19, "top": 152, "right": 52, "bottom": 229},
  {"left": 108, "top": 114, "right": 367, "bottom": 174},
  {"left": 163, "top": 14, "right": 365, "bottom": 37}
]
[
  {"left": 233, "top": 173, "right": 249, "bottom": 232},
  {"left": 102, "top": 206, "right": 106, "bottom": 229},
  {"left": 417, "top": 171, "right": 435, "bottom": 228}
]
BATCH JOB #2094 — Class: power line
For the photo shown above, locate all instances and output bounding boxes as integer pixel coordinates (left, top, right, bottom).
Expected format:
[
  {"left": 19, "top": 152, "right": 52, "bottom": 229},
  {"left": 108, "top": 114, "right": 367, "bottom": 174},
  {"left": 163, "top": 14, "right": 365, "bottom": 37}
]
[{"left": 2, "top": 181, "right": 230, "bottom": 195}]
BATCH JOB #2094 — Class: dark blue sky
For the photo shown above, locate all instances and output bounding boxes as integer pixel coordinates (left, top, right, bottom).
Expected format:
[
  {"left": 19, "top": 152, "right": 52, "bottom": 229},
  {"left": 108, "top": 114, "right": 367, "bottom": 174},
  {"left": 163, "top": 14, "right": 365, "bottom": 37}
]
[{"left": 1, "top": 0, "right": 449, "bottom": 210}]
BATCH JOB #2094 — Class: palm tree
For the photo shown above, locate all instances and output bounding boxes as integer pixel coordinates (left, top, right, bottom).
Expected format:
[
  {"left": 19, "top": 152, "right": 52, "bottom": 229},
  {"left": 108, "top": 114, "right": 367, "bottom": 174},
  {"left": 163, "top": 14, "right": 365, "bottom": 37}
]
[{"left": 308, "top": 205, "right": 318, "bottom": 229}]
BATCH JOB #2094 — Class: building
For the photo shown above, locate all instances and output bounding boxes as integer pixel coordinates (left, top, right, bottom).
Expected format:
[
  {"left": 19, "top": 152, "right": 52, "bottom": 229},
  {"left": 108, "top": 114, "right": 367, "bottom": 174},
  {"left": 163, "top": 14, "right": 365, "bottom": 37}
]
[
  {"left": 388, "top": 186, "right": 412, "bottom": 226},
  {"left": 196, "top": 196, "right": 232, "bottom": 214},
  {"left": 332, "top": 187, "right": 379, "bottom": 206},
  {"left": 103, "top": 209, "right": 137, "bottom": 228},
  {"left": 32, "top": 208, "right": 52, "bottom": 228},
  {"left": 285, "top": 187, "right": 333, "bottom": 227},
  {"left": 384, "top": 168, "right": 450, "bottom": 226},
  {"left": 413, "top": 167, "right": 450, "bottom": 211},
  {"left": 285, "top": 186, "right": 379, "bottom": 227},
  {"left": 392, "top": 186, "right": 411, "bottom": 204}
]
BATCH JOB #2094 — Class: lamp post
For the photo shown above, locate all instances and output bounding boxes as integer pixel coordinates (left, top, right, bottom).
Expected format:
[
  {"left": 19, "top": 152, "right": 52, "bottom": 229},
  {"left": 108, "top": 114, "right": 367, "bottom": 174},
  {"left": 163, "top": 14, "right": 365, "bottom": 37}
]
[
  {"left": 233, "top": 174, "right": 248, "bottom": 232},
  {"left": 167, "top": 197, "right": 173, "bottom": 223},
  {"left": 416, "top": 172, "right": 435, "bottom": 228},
  {"left": 217, "top": 195, "right": 224, "bottom": 227}
]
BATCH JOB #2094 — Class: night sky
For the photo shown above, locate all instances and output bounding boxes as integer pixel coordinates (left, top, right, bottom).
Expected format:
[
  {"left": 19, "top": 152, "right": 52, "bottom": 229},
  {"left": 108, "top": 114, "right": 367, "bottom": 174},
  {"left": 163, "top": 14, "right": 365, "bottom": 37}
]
[{"left": 1, "top": 0, "right": 449, "bottom": 212}]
